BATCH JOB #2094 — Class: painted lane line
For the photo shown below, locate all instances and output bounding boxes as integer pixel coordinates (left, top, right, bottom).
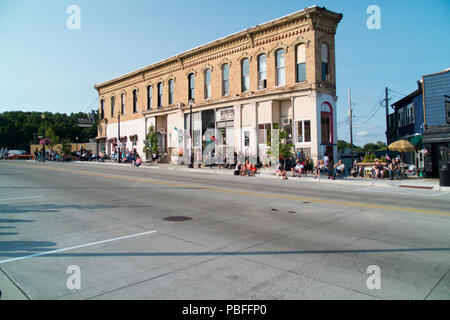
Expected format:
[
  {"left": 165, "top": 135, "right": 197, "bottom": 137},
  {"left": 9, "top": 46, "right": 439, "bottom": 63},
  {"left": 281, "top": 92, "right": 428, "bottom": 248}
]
[
  {"left": 0, "top": 195, "right": 43, "bottom": 202},
  {"left": 0, "top": 230, "right": 158, "bottom": 265}
]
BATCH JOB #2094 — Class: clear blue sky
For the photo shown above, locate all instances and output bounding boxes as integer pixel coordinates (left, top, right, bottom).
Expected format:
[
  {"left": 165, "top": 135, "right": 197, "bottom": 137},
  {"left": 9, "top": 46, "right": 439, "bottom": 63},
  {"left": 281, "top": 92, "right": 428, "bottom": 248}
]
[{"left": 1, "top": 0, "right": 449, "bottom": 146}]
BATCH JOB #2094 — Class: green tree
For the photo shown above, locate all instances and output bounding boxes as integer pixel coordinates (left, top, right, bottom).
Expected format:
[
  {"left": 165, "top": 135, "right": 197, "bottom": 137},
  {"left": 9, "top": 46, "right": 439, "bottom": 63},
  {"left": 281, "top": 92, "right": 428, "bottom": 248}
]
[
  {"left": 267, "top": 126, "right": 294, "bottom": 159},
  {"left": 143, "top": 125, "right": 159, "bottom": 159},
  {"left": 60, "top": 138, "right": 72, "bottom": 155}
]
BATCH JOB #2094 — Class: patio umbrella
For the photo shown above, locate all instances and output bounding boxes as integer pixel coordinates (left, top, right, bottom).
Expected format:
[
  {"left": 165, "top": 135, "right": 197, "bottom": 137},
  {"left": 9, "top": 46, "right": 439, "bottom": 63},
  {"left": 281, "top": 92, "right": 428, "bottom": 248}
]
[
  {"left": 388, "top": 140, "right": 416, "bottom": 152},
  {"left": 388, "top": 140, "right": 415, "bottom": 163},
  {"left": 39, "top": 138, "right": 51, "bottom": 145}
]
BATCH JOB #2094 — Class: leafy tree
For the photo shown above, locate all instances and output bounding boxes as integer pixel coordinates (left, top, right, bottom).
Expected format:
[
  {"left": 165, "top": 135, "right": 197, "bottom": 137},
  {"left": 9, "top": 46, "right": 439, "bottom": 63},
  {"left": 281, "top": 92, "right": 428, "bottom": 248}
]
[
  {"left": 0, "top": 111, "right": 98, "bottom": 152},
  {"left": 267, "top": 125, "right": 294, "bottom": 159},
  {"left": 143, "top": 125, "right": 159, "bottom": 158},
  {"left": 60, "top": 138, "right": 72, "bottom": 155}
]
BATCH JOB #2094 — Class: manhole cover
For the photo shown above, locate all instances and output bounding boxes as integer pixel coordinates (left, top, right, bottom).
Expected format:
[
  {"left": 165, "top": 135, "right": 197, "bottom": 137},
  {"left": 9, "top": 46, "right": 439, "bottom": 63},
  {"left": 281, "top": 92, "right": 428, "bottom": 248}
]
[
  {"left": 164, "top": 216, "right": 194, "bottom": 222},
  {"left": 271, "top": 209, "right": 280, "bottom": 212},
  {"left": 288, "top": 211, "right": 297, "bottom": 214}
]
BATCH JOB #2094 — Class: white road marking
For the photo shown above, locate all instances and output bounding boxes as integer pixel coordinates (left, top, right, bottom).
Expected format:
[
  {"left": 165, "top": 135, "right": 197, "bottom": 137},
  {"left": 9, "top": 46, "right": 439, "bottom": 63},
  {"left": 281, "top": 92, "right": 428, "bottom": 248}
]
[
  {"left": 0, "top": 230, "right": 158, "bottom": 265},
  {"left": 0, "top": 195, "right": 43, "bottom": 202}
]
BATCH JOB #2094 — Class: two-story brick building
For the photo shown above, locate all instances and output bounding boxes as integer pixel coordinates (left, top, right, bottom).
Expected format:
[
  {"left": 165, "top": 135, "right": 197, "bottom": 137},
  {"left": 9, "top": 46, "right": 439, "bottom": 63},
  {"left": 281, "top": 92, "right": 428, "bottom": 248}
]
[{"left": 94, "top": 6, "right": 343, "bottom": 165}]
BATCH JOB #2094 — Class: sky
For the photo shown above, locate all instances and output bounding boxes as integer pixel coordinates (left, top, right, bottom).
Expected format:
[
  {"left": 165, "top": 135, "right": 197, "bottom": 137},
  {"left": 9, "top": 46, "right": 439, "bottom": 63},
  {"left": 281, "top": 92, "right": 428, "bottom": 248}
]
[{"left": 0, "top": 0, "right": 449, "bottom": 146}]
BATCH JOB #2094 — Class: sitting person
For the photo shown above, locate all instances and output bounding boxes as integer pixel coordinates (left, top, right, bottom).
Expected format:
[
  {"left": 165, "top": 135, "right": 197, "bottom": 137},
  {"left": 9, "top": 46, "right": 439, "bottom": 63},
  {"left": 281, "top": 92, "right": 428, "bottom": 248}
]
[
  {"left": 313, "top": 160, "right": 325, "bottom": 179},
  {"left": 249, "top": 163, "right": 257, "bottom": 176},
  {"left": 388, "top": 159, "right": 400, "bottom": 180},
  {"left": 333, "top": 160, "right": 346, "bottom": 179},
  {"left": 372, "top": 159, "right": 384, "bottom": 180},
  {"left": 241, "top": 160, "right": 252, "bottom": 176},
  {"left": 325, "top": 160, "right": 334, "bottom": 179},
  {"left": 134, "top": 156, "right": 143, "bottom": 167},
  {"left": 276, "top": 162, "right": 288, "bottom": 179},
  {"left": 234, "top": 163, "right": 242, "bottom": 176},
  {"left": 292, "top": 160, "right": 304, "bottom": 177},
  {"left": 304, "top": 157, "right": 314, "bottom": 175}
]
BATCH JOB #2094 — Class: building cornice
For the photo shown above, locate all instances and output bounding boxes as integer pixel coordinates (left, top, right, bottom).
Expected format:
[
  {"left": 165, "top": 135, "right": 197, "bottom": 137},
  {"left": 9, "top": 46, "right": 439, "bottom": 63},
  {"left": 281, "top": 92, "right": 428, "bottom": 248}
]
[{"left": 94, "top": 6, "right": 342, "bottom": 92}]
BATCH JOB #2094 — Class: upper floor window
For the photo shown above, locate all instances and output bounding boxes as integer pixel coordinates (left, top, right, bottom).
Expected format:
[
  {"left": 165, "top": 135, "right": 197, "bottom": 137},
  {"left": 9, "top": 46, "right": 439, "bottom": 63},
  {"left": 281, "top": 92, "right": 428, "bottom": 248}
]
[
  {"left": 168, "top": 80, "right": 174, "bottom": 105},
  {"left": 321, "top": 43, "right": 329, "bottom": 81},
  {"left": 188, "top": 73, "right": 195, "bottom": 101},
  {"left": 157, "top": 82, "right": 163, "bottom": 108},
  {"left": 111, "top": 96, "right": 115, "bottom": 117},
  {"left": 296, "top": 44, "right": 306, "bottom": 83},
  {"left": 406, "top": 103, "right": 414, "bottom": 125},
  {"left": 222, "top": 64, "right": 229, "bottom": 96},
  {"left": 204, "top": 69, "right": 211, "bottom": 100},
  {"left": 275, "top": 49, "right": 285, "bottom": 86},
  {"left": 147, "top": 86, "right": 152, "bottom": 110},
  {"left": 241, "top": 58, "right": 250, "bottom": 92},
  {"left": 121, "top": 93, "right": 125, "bottom": 115},
  {"left": 132, "top": 90, "right": 138, "bottom": 113},
  {"left": 257, "top": 54, "right": 267, "bottom": 89},
  {"left": 100, "top": 100, "right": 104, "bottom": 120}
]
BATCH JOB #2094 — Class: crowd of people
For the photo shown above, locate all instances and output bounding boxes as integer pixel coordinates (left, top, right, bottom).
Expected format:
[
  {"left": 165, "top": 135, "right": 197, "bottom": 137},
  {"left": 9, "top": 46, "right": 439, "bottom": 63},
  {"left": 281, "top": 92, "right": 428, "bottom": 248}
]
[{"left": 0, "top": 147, "right": 9, "bottom": 160}]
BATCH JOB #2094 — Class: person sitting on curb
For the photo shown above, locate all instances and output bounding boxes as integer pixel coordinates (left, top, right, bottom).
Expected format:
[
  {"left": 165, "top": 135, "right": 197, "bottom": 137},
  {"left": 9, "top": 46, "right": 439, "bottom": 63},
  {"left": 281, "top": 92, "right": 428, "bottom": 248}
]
[
  {"left": 292, "top": 160, "right": 304, "bottom": 177},
  {"left": 372, "top": 159, "right": 384, "bottom": 180},
  {"left": 250, "top": 163, "right": 257, "bottom": 176},
  {"left": 276, "top": 162, "right": 288, "bottom": 179},
  {"left": 313, "top": 160, "right": 325, "bottom": 179},
  {"left": 134, "top": 156, "right": 143, "bottom": 167},
  {"left": 234, "top": 163, "right": 242, "bottom": 176},
  {"left": 333, "top": 160, "right": 346, "bottom": 180}
]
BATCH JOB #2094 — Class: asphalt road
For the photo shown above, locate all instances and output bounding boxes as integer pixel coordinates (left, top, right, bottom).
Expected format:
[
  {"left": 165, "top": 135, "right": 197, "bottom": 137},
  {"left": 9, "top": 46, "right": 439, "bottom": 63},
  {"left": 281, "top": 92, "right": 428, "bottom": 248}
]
[{"left": 0, "top": 160, "right": 449, "bottom": 300}]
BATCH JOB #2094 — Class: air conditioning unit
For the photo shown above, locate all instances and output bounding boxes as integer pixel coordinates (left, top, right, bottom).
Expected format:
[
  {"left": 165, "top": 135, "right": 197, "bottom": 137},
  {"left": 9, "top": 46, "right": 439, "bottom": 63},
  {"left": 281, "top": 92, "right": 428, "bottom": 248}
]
[{"left": 258, "top": 79, "right": 267, "bottom": 90}]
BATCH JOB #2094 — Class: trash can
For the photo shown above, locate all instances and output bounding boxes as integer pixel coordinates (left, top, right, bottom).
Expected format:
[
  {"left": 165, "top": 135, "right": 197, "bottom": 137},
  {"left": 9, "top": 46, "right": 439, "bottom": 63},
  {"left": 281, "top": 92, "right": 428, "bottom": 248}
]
[{"left": 440, "top": 163, "right": 450, "bottom": 187}]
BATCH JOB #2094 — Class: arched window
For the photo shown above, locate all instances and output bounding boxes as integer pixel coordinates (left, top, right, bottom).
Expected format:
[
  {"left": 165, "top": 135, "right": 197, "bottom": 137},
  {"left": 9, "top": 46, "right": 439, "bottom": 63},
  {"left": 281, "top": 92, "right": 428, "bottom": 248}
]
[
  {"left": 296, "top": 44, "right": 306, "bottom": 82},
  {"left": 321, "top": 43, "right": 329, "bottom": 81},
  {"left": 132, "top": 90, "right": 138, "bottom": 113},
  {"left": 168, "top": 80, "right": 174, "bottom": 105},
  {"left": 188, "top": 73, "right": 195, "bottom": 101},
  {"left": 110, "top": 96, "right": 115, "bottom": 117},
  {"left": 275, "top": 49, "right": 285, "bottom": 86},
  {"left": 147, "top": 86, "right": 152, "bottom": 110},
  {"left": 222, "top": 64, "right": 229, "bottom": 96},
  {"left": 157, "top": 83, "right": 163, "bottom": 108},
  {"left": 321, "top": 102, "right": 333, "bottom": 144},
  {"left": 121, "top": 93, "right": 125, "bottom": 115},
  {"left": 204, "top": 69, "right": 211, "bottom": 100},
  {"left": 257, "top": 54, "right": 267, "bottom": 89},
  {"left": 241, "top": 58, "right": 249, "bottom": 92}
]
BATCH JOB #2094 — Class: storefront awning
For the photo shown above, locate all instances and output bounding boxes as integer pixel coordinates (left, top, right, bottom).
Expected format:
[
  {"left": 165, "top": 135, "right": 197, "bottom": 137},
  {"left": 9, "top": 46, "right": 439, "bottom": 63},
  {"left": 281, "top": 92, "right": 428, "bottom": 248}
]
[{"left": 409, "top": 135, "right": 423, "bottom": 148}]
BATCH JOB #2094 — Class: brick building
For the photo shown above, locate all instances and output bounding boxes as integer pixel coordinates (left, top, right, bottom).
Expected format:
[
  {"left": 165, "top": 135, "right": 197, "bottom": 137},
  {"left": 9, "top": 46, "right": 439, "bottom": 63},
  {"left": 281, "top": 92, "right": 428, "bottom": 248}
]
[{"left": 94, "top": 6, "right": 343, "bottom": 164}]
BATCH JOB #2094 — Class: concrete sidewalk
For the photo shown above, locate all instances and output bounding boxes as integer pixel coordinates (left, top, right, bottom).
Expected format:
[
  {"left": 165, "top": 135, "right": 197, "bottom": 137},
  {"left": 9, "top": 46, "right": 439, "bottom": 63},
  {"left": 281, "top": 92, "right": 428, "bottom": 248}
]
[{"left": 68, "top": 160, "right": 450, "bottom": 192}]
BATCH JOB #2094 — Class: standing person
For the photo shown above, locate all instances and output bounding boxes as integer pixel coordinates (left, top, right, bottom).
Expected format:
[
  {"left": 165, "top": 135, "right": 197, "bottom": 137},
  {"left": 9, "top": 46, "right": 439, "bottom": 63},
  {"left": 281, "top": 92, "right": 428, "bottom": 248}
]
[
  {"left": 323, "top": 153, "right": 329, "bottom": 167},
  {"left": 34, "top": 149, "right": 39, "bottom": 162}
]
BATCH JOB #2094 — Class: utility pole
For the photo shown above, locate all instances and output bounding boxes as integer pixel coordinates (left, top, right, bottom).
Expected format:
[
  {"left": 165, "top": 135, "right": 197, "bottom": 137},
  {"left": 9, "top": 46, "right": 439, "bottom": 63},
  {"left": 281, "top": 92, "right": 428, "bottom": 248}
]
[
  {"left": 348, "top": 88, "right": 354, "bottom": 166},
  {"left": 385, "top": 87, "right": 390, "bottom": 144}
]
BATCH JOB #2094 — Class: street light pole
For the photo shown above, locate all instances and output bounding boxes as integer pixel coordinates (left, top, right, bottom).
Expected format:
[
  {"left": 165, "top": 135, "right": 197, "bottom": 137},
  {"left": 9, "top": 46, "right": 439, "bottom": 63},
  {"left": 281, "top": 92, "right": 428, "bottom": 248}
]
[
  {"left": 42, "top": 114, "right": 46, "bottom": 162},
  {"left": 118, "top": 111, "right": 121, "bottom": 163},
  {"left": 188, "top": 99, "right": 194, "bottom": 168}
]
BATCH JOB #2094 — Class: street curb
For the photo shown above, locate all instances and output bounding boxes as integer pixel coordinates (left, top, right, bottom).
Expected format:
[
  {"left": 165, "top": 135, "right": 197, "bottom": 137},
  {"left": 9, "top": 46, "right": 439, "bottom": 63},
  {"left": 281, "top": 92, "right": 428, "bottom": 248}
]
[{"left": 61, "top": 161, "right": 450, "bottom": 192}]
